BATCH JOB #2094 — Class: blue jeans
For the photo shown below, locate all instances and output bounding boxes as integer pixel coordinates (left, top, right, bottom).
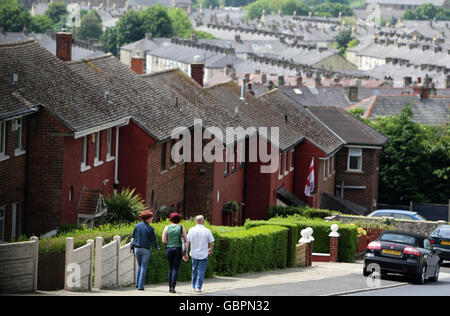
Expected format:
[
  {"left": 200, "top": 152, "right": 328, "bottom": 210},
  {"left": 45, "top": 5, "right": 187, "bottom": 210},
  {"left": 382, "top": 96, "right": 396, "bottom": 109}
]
[
  {"left": 192, "top": 258, "right": 208, "bottom": 290},
  {"left": 135, "top": 248, "right": 151, "bottom": 290}
]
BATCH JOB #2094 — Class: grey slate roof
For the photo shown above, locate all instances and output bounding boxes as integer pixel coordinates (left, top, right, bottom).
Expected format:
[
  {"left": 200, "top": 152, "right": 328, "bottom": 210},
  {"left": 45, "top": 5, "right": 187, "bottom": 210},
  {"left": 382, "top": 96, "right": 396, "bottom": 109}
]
[
  {"left": 348, "top": 95, "right": 450, "bottom": 126},
  {"left": 307, "top": 106, "right": 389, "bottom": 147},
  {"left": 0, "top": 32, "right": 104, "bottom": 61},
  {"left": 0, "top": 40, "right": 130, "bottom": 135},
  {"left": 0, "top": 78, "right": 38, "bottom": 119},
  {"left": 257, "top": 89, "right": 344, "bottom": 155}
]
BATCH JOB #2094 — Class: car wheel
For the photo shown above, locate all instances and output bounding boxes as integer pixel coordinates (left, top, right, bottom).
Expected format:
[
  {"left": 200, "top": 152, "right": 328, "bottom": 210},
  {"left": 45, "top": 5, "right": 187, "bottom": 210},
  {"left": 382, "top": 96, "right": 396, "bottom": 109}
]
[
  {"left": 430, "top": 264, "right": 440, "bottom": 282},
  {"left": 363, "top": 267, "right": 370, "bottom": 277},
  {"left": 415, "top": 265, "right": 427, "bottom": 285}
]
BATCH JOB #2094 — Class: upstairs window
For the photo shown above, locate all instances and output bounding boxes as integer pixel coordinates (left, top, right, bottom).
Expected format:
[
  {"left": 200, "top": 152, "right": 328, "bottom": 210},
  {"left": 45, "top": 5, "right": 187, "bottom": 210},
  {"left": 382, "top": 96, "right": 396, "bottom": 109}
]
[
  {"left": 94, "top": 132, "right": 102, "bottom": 166},
  {"left": 290, "top": 149, "right": 294, "bottom": 171},
  {"left": 81, "top": 136, "right": 90, "bottom": 172},
  {"left": 106, "top": 128, "right": 113, "bottom": 161},
  {"left": 348, "top": 148, "right": 362, "bottom": 171},
  {"left": 278, "top": 153, "right": 283, "bottom": 179},
  {"left": 14, "top": 118, "right": 24, "bottom": 156},
  {"left": 224, "top": 148, "right": 230, "bottom": 175},
  {"left": 170, "top": 139, "right": 176, "bottom": 167}
]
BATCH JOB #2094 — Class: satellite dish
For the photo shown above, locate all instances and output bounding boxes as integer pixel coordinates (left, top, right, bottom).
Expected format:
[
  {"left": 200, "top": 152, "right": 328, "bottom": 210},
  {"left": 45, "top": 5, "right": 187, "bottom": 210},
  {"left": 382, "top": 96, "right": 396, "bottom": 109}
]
[{"left": 66, "top": 3, "right": 81, "bottom": 28}]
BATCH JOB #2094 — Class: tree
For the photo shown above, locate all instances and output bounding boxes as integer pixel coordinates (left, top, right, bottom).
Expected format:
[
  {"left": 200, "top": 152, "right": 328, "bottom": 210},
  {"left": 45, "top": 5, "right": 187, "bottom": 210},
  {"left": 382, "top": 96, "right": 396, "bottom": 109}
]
[
  {"left": 77, "top": 11, "right": 103, "bottom": 40},
  {"left": 100, "top": 26, "right": 119, "bottom": 56},
  {"left": 140, "top": 5, "right": 173, "bottom": 38},
  {"left": 0, "top": 3, "right": 32, "bottom": 32},
  {"left": 115, "top": 10, "right": 145, "bottom": 47},
  {"left": 31, "top": 14, "right": 54, "bottom": 33},
  {"left": 370, "top": 105, "right": 450, "bottom": 205},
  {"left": 45, "top": 2, "right": 67, "bottom": 24},
  {"left": 245, "top": 0, "right": 272, "bottom": 19},
  {"left": 167, "top": 7, "right": 192, "bottom": 38},
  {"left": 280, "top": 0, "right": 309, "bottom": 16},
  {"left": 334, "top": 29, "right": 353, "bottom": 55},
  {"left": 200, "top": 0, "right": 220, "bottom": 9}
]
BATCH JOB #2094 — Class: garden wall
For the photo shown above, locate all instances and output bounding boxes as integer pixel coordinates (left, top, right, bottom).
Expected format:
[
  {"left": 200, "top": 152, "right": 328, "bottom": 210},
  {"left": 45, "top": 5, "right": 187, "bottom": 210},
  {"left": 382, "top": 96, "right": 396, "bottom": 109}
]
[{"left": 329, "top": 214, "right": 448, "bottom": 236}]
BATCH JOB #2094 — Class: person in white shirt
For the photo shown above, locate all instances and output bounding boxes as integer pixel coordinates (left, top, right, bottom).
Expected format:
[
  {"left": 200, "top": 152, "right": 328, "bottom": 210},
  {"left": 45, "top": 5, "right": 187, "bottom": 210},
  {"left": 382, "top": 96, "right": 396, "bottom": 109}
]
[{"left": 185, "top": 215, "right": 215, "bottom": 293}]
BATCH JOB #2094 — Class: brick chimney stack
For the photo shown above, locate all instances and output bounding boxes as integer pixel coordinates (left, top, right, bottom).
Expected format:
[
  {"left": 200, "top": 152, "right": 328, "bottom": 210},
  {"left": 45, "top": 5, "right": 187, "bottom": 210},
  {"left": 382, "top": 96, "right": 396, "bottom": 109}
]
[
  {"left": 191, "top": 55, "right": 204, "bottom": 86},
  {"left": 130, "top": 56, "right": 145, "bottom": 75},
  {"left": 56, "top": 31, "right": 72, "bottom": 62}
]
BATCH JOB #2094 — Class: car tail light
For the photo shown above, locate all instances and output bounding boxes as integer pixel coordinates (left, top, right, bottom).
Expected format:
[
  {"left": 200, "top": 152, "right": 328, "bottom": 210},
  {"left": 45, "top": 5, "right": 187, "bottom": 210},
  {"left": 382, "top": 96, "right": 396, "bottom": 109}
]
[
  {"left": 404, "top": 247, "right": 420, "bottom": 256},
  {"left": 430, "top": 239, "right": 435, "bottom": 244},
  {"left": 367, "top": 241, "right": 382, "bottom": 250}
]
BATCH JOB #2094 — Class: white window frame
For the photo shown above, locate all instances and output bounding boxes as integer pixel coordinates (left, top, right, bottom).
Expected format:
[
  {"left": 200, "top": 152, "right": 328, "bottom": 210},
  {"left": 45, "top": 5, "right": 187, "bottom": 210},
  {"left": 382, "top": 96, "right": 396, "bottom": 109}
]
[
  {"left": 290, "top": 149, "right": 294, "bottom": 171},
  {"left": 0, "top": 205, "right": 5, "bottom": 242},
  {"left": 348, "top": 148, "right": 363, "bottom": 172},
  {"left": 13, "top": 118, "right": 25, "bottom": 157},
  {"left": 94, "top": 132, "right": 103, "bottom": 167},
  {"left": 106, "top": 128, "right": 115, "bottom": 162},
  {"left": 81, "top": 136, "right": 91, "bottom": 172},
  {"left": 0, "top": 120, "right": 8, "bottom": 162},
  {"left": 284, "top": 151, "right": 289, "bottom": 175},
  {"left": 278, "top": 153, "right": 283, "bottom": 179}
]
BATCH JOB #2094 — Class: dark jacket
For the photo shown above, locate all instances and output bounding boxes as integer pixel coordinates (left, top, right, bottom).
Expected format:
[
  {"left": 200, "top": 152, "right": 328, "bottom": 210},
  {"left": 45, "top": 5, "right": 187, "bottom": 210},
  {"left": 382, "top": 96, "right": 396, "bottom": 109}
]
[{"left": 132, "top": 222, "right": 159, "bottom": 250}]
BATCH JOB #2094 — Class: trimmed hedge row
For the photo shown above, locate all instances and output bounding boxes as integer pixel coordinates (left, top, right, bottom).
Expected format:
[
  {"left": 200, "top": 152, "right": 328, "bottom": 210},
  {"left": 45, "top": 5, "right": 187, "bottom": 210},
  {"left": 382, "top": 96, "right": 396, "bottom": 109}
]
[
  {"left": 267, "top": 206, "right": 340, "bottom": 220},
  {"left": 214, "top": 225, "right": 289, "bottom": 276},
  {"left": 246, "top": 215, "right": 359, "bottom": 263}
]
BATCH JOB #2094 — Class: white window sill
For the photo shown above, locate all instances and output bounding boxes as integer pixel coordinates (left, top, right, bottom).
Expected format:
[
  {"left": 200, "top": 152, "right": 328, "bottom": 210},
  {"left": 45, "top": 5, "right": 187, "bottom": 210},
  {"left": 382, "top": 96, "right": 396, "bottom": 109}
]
[
  {"left": 0, "top": 154, "right": 10, "bottom": 162},
  {"left": 290, "top": 167, "right": 294, "bottom": 172},
  {"left": 14, "top": 149, "right": 26, "bottom": 157},
  {"left": 278, "top": 175, "right": 284, "bottom": 180},
  {"left": 346, "top": 169, "right": 363, "bottom": 174},
  {"left": 106, "top": 155, "right": 115, "bottom": 163},
  {"left": 81, "top": 164, "right": 91, "bottom": 173},
  {"left": 94, "top": 159, "right": 104, "bottom": 167},
  {"left": 284, "top": 171, "right": 289, "bottom": 176}
]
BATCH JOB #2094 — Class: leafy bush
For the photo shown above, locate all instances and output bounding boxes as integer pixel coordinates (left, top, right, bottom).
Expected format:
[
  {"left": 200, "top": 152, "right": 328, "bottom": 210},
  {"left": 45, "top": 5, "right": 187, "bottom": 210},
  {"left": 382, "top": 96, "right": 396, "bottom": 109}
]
[
  {"left": 267, "top": 206, "right": 339, "bottom": 220},
  {"left": 246, "top": 215, "right": 359, "bottom": 263},
  {"left": 103, "top": 188, "right": 145, "bottom": 224},
  {"left": 214, "top": 225, "right": 288, "bottom": 276}
]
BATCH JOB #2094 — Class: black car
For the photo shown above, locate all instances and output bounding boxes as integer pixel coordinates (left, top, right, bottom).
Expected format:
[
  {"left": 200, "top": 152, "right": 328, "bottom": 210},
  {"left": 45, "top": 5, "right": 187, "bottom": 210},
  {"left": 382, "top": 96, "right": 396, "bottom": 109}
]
[
  {"left": 430, "top": 225, "right": 450, "bottom": 263},
  {"left": 363, "top": 231, "right": 441, "bottom": 284}
]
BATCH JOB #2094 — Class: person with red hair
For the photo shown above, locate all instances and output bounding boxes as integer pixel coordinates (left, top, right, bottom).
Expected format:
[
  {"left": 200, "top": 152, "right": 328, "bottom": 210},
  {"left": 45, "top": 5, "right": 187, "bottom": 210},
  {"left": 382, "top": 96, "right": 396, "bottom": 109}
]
[
  {"left": 132, "top": 209, "right": 159, "bottom": 291},
  {"left": 162, "top": 212, "right": 188, "bottom": 293}
]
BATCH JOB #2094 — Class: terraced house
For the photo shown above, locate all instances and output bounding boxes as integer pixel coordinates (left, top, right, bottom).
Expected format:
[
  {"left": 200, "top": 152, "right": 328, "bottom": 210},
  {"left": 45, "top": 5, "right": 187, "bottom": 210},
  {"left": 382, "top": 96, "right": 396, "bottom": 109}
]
[{"left": 0, "top": 32, "right": 388, "bottom": 240}]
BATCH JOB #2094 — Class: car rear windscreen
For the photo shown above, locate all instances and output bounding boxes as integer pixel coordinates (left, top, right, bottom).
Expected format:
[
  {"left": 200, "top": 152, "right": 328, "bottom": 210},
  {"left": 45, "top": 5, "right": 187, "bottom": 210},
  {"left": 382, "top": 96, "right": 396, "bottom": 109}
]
[
  {"left": 380, "top": 234, "right": 417, "bottom": 245},
  {"left": 437, "top": 229, "right": 450, "bottom": 239}
]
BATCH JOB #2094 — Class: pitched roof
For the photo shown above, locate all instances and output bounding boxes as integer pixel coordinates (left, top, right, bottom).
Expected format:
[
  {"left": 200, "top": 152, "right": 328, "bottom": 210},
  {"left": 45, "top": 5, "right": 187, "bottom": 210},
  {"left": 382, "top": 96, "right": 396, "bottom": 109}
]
[
  {"left": 0, "top": 40, "right": 130, "bottom": 135},
  {"left": 0, "top": 77, "right": 38, "bottom": 119},
  {"left": 347, "top": 95, "right": 450, "bottom": 126},
  {"left": 206, "top": 81, "right": 304, "bottom": 151},
  {"left": 307, "top": 106, "right": 389, "bottom": 146},
  {"left": 257, "top": 89, "right": 344, "bottom": 155}
]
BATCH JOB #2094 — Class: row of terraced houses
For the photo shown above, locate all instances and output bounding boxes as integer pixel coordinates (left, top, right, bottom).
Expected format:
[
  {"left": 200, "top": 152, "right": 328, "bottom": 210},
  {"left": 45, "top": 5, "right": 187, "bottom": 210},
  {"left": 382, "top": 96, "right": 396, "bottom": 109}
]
[{"left": 0, "top": 32, "right": 388, "bottom": 242}]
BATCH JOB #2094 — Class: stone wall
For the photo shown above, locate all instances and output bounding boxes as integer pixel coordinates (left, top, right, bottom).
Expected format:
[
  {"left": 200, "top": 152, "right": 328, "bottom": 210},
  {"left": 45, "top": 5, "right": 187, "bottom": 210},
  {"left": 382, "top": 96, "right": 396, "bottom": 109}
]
[{"left": 329, "top": 214, "right": 448, "bottom": 236}]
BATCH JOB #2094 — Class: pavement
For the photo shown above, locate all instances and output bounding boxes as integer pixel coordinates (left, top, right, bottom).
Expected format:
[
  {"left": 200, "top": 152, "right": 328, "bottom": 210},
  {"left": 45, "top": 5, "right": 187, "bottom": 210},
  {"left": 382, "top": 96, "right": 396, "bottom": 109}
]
[{"left": 28, "top": 261, "right": 450, "bottom": 296}]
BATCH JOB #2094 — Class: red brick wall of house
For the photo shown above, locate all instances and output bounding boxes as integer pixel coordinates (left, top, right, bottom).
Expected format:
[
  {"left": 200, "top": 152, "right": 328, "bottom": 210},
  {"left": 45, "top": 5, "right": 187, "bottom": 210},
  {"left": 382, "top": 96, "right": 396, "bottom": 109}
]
[
  {"left": 0, "top": 118, "right": 27, "bottom": 241},
  {"left": 61, "top": 129, "right": 116, "bottom": 224},
  {"left": 118, "top": 121, "right": 155, "bottom": 201},
  {"left": 335, "top": 147, "right": 380, "bottom": 213},
  {"left": 26, "top": 112, "right": 67, "bottom": 236},
  {"left": 212, "top": 143, "right": 245, "bottom": 226},
  {"left": 185, "top": 160, "right": 215, "bottom": 221},
  {"left": 294, "top": 140, "right": 333, "bottom": 208},
  {"left": 146, "top": 141, "right": 186, "bottom": 213}
]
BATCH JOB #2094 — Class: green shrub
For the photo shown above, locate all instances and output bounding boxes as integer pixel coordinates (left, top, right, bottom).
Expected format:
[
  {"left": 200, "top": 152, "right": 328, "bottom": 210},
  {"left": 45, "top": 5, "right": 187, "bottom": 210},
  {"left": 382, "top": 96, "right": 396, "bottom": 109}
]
[
  {"left": 247, "top": 215, "right": 359, "bottom": 263},
  {"left": 103, "top": 188, "right": 145, "bottom": 224},
  {"left": 267, "top": 206, "right": 339, "bottom": 220},
  {"left": 214, "top": 225, "right": 288, "bottom": 276}
]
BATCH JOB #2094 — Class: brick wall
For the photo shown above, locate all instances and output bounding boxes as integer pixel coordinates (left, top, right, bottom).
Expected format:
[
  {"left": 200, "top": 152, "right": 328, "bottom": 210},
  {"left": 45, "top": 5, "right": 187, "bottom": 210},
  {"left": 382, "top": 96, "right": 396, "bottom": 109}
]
[
  {"left": 185, "top": 161, "right": 215, "bottom": 221},
  {"left": 0, "top": 118, "right": 27, "bottom": 241},
  {"left": 335, "top": 147, "right": 380, "bottom": 212},
  {"left": 26, "top": 112, "right": 68, "bottom": 236},
  {"left": 146, "top": 142, "right": 185, "bottom": 213}
]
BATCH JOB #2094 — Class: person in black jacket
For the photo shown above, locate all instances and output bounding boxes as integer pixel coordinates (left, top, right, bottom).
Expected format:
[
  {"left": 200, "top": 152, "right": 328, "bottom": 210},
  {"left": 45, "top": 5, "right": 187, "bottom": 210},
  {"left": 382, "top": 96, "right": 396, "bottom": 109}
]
[{"left": 132, "top": 210, "right": 159, "bottom": 290}]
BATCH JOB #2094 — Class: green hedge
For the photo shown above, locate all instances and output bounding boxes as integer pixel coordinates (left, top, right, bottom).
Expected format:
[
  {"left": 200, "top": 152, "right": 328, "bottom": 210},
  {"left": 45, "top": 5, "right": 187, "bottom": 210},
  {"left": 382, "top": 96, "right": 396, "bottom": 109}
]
[
  {"left": 214, "top": 225, "right": 288, "bottom": 276},
  {"left": 267, "top": 206, "right": 340, "bottom": 220},
  {"left": 246, "top": 215, "right": 359, "bottom": 263}
]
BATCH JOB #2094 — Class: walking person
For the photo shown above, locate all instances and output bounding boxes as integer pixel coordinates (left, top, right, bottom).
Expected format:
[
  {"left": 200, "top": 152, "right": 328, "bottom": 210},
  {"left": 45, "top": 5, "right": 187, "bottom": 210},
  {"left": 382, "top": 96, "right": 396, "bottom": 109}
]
[
  {"left": 162, "top": 212, "right": 188, "bottom": 293},
  {"left": 132, "top": 210, "right": 160, "bottom": 291},
  {"left": 185, "top": 215, "right": 215, "bottom": 294}
]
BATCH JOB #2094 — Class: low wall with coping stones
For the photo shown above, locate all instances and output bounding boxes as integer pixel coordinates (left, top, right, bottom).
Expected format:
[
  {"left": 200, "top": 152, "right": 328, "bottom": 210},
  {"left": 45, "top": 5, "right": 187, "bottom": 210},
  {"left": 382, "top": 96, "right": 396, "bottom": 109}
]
[{"left": 328, "top": 214, "right": 448, "bottom": 236}]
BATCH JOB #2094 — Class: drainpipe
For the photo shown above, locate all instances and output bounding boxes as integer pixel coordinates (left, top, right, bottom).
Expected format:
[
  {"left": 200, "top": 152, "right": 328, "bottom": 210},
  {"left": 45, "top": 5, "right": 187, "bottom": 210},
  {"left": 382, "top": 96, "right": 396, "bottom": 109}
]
[{"left": 114, "top": 126, "right": 120, "bottom": 194}]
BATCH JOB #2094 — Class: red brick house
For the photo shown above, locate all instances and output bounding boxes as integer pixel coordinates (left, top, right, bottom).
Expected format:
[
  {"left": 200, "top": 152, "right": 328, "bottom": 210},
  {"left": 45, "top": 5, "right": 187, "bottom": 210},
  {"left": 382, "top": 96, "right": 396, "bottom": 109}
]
[
  {"left": 307, "top": 106, "right": 389, "bottom": 213},
  {"left": 0, "top": 38, "right": 130, "bottom": 238}
]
